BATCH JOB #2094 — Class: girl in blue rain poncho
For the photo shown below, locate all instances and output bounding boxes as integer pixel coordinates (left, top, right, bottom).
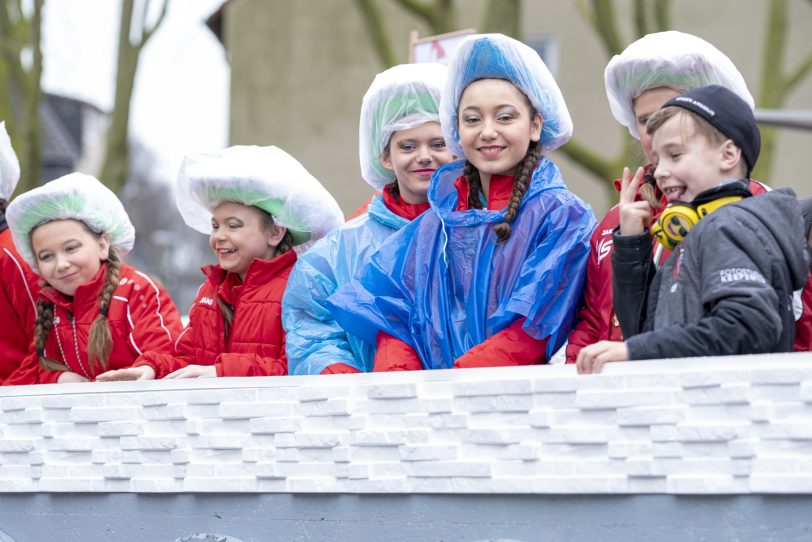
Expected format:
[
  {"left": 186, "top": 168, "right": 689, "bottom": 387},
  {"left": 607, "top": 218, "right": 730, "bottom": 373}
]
[
  {"left": 327, "top": 34, "right": 596, "bottom": 371},
  {"left": 282, "top": 63, "right": 451, "bottom": 375}
]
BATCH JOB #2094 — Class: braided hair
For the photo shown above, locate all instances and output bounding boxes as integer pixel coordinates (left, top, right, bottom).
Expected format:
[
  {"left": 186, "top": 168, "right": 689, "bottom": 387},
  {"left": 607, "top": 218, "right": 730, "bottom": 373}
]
[
  {"left": 86, "top": 246, "right": 121, "bottom": 372},
  {"left": 492, "top": 142, "right": 543, "bottom": 243},
  {"left": 34, "top": 298, "right": 69, "bottom": 372}
]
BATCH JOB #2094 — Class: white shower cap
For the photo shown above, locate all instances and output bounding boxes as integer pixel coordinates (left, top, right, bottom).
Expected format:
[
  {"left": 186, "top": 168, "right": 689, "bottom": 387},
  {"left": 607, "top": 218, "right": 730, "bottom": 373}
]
[
  {"left": 359, "top": 63, "right": 447, "bottom": 190},
  {"left": 605, "top": 31, "right": 753, "bottom": 139},
  {"left": 6, "top": 172, "right": 135, "bottom": 271},
  {"left": 441, "top": 33, "right": 572, "bottom": 156},
  {"left": 0, "top": 122, "right": 21, "bottom": 200},
  {"left": 177, "top": 145, "right": 344, "bottom": 245}
]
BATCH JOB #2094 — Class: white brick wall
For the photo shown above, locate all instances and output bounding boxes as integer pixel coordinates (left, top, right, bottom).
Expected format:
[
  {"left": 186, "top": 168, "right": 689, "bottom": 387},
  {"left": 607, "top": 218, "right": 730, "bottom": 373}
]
[{"left": 1, "top": 353, "right": 812, "bottom": 494}]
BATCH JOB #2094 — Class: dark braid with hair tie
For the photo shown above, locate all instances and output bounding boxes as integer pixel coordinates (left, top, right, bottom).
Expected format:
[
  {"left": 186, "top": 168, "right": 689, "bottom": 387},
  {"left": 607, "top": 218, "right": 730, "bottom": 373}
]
[
  {"left": 34, "top": 299, "right": 70, "bottom": 372},
  {"left": 87, "top": 246, "right": 121, "bottom": 373},
  {"left": 464, "top": 160, "right": 485, "bottom": 210},
  {"left": 217, "top": 298, "right": 234, "bottom": 344},
  {"left": 493, "top": 143, "right": 543, "bottom": 244}
]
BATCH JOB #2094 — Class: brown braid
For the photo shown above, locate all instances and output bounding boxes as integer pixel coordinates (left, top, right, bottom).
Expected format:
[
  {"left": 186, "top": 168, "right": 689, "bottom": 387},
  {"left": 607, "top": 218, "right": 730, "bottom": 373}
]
[
  {"left": 639, "top": 182, "right": 661, "bottom": 210},
  {"left": 34, "top": 298, "right": 70, "bottom": 372},
  {"left": 87, "top": 246, "right": 121, "bottom": 373},
  {"left": 217, "top": 298, "right": 234, "bottom": 344},
  {"left": 492, "top": 143, "right": 543, "bottom": 243},
  {"left": 0, "top": 198, "right": 7, "bottom": 213},
  {"left": 464, "top": 160, "right": 485, "bottom": 210}
]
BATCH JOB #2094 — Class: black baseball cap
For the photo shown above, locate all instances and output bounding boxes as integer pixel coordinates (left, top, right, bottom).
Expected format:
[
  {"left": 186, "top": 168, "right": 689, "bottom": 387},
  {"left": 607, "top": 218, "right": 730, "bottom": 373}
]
[{"left": 663, "top": 84, "right": 761, "bottom": 177}]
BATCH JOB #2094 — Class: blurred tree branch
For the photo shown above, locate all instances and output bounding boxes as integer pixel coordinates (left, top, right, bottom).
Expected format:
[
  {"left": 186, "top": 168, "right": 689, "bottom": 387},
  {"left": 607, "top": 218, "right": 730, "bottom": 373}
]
[
  {"left": 99, "top": 0, "right": 169, "bottom": 194},
  {"left": 0, "top": 0, "right": 43, "bottom": 196}
]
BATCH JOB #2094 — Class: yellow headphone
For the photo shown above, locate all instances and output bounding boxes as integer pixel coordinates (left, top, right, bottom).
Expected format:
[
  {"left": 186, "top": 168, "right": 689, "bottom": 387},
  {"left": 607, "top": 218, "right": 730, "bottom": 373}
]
[{"left": 651, "top": 182, "right": 752, "bottom": 250}]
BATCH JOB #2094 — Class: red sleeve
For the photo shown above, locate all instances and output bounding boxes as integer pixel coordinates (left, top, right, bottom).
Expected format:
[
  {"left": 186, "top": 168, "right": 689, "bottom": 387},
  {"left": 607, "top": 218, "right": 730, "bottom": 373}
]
[
  {"left": 2, "top": 349, "right": 60, "bottom": 386},
  {"left": 566, "top": 209, "right": 619, "bottom": 363},
  {"left": 373, "top": 331, "right": 423, "bottom": 372},
  {"left": 214, "top": 349, "right": 287, "bottom": 377},
  {"left": 133, "top": 325, "right": 196, "bottom": 379},
  {"left": 795, "top": 273, "right": 812, "bottom": 352},
  {"left": 321, "top": 363, "right": 362, "bottom": 375},
  {"left": 454, "top": 317, "right": 548, "bottom": 368},
  {"left": 0, "top": 246, "right": 40, "bottom": 383},
  {"left": 132, "top": 280, "right": 203, "bottom": 379},
  {"left": 127, "top": 271, "right": 183, "bottom": 360}
]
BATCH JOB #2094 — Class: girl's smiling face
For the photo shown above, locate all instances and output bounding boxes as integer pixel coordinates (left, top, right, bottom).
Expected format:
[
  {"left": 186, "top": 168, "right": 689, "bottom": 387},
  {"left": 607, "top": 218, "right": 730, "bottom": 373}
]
[
  {"left": 32, "top": 219, "right": 110, "bottom": 296},
  {"left": 209, "top": 201, "right": 286, "bottom": 281},
  {"left": 457, "top": 79, "right": 542, "bottom": 185},
  {"left": 380, "top": 121, "right": 452, "bottom": 204}
]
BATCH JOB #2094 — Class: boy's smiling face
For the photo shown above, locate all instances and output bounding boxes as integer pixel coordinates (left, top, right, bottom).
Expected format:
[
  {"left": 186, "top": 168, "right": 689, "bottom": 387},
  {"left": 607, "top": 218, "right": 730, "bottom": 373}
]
[{"left": 651, "top": 111, "right": 729, "bottom": 203}]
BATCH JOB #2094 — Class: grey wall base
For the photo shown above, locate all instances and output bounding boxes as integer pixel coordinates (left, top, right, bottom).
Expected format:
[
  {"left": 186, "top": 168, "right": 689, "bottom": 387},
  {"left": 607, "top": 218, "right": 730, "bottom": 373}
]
[{"left": 1, "top": 493, "right": 811, "bottom": 542}]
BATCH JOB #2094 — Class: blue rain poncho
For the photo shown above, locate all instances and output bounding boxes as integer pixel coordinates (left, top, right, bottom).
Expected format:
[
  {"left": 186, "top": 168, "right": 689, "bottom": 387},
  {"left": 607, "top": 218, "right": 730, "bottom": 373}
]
[
  {"left": 282, "top": 196, "right": 411, "bottom": 374},
  {"left": 327, "top": 158, "right": 596, "bottom": 369}
]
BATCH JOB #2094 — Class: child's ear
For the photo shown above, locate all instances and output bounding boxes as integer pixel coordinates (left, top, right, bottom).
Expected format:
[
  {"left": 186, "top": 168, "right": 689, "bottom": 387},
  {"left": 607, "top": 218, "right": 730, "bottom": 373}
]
[
  {"left": 98, "top": 233, "right": 111, "bottom": 260},
  {"left": 379, "top": 150, "right": 394, "bottom": 172},
  {"left": 266, "top": 224, "right": 288, "bottom": 248},
  {"left": 720, "top": 139, "right": 744, "bottom": 175},
  {"left": 530, "top": 112, "right": 543, "bottom": 143}
]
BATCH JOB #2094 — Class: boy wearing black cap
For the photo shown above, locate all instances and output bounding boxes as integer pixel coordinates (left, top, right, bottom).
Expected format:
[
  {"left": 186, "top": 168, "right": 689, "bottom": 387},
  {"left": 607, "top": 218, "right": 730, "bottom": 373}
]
[{"left": 577, "top": 84, "right": 810, "bottom": 373}]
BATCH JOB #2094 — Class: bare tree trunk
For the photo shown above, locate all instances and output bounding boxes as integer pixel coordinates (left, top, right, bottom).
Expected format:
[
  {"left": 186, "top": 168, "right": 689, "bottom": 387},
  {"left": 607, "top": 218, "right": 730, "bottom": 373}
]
[
  {"left": 99, "top": 0, "right": 168, "bottom": 194},
  {"left": 481, "top": 0, "right": 521, "bottom": 38},
  {"left": 0, "top": 0, "right": 44, "bottom": 195},
  {"left": 752, "top": 0, "right": 812, "bottom": 182}
]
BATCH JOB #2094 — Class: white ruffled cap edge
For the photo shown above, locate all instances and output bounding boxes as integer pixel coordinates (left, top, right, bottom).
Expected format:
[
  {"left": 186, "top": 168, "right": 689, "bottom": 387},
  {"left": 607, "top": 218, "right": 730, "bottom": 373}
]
[
  {"left": 0, "top": 121, "right": 21, "bottom": 201},
  {"left": 176, "top": 145, "right": 344, "bottom": 246},
  {"left": 6, "top": 172, "right": 135, "bottom": 273},
  {"left": 440, "top": 33, "right": 573, "bottom": 158},
  {"left": 604, "top": 30, "right": 754, "bottom": 140},
  {"left": 358, "top": 63, "right": 447, "bottom": 191}
]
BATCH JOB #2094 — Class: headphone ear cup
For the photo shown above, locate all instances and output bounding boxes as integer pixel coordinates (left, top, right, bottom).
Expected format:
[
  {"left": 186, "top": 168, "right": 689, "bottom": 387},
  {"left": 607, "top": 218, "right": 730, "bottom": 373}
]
[{"left": 653, "top": 204, "right": 700, "bottom": 250}]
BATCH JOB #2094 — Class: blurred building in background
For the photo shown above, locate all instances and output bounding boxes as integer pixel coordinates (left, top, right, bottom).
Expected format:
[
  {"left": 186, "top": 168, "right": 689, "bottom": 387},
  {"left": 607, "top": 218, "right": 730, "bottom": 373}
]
[{"left": 207, "top": 0, "right": 812, "bottom": 217}]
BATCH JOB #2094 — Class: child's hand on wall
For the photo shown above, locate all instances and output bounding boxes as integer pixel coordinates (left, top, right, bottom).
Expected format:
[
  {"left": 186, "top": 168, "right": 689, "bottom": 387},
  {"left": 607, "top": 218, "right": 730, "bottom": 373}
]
[
  {"left": 96, "top": 365, "right": 156, "bottom": 381},
  {"left": 575, "top": 340, "right": 629, "bottom": 374}
]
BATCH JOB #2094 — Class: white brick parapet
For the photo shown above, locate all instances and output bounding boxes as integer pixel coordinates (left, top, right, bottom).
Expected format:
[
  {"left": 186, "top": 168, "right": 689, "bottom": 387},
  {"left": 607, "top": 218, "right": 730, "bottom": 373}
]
[{"left": 1, "top": 352, "right": 811, "bottom": 494}]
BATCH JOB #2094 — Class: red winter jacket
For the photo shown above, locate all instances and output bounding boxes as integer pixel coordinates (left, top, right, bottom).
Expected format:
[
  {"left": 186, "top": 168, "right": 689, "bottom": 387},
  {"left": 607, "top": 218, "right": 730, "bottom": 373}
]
[
  {"left": 0, "top": 228, "right": 40, "bottom": 384},
  {"left": 566, "top": 176, "right": 778, "bottom": 363},
  {"left": 3, "top": 263, "right": 182, "bottom": 385},
  {"left": 135, "top": 250, "right": 296, "bottom": 378},
  {"left": 373, "top": 174, "right": 549, "bottom": 371}
]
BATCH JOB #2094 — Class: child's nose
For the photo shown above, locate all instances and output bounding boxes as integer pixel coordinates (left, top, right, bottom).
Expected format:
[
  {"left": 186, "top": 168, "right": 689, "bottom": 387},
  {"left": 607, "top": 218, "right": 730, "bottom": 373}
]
[{"left": 480, "top": 118, "right": 497, "bottom": 139}]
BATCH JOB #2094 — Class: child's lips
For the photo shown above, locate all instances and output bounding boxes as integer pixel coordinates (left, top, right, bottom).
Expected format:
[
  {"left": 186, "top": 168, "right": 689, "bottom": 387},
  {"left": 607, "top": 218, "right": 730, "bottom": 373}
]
[
  {"left": 58, "top": 271, "right": 79, "bottom": 282},
  {"left": 217, "top": 248, "right": 237, "bottom": 258},
  {"left": 663, "top": 185, "right": 687, "bottom": 202},
  {"left": 411, "top": 168, "right": 435, "bottom": 177},
  {"left": 478, "top": 145, "right": 504, "bottom": 158}
]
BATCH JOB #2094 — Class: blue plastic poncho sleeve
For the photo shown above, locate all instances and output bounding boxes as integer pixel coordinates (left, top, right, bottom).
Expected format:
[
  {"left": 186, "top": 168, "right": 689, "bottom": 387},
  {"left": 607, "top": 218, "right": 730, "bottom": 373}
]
[
  {"left": 282, "top": 232, "right": 367, "bottom": 375},
  {"left": 327, "top": 217, "right": 424, "bottom": 348},
  {"left": 501, "top": 191, "right": 596, "bottom": 358}
]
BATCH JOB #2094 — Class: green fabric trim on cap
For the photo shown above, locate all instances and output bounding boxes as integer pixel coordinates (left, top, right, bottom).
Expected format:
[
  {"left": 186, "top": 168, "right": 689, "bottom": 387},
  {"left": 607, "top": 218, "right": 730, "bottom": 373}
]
[
  {"left": 204, "top": 184, "right": 311, "bottom": 244},
  {"left": 371, "top": 90, "right": 439, "bottom": 151}
]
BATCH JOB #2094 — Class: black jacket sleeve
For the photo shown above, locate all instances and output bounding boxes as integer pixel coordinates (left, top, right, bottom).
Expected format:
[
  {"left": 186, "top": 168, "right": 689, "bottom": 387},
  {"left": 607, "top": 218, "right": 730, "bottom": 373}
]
[{"left": 611, "top": 229, "right": 657, "bottom": 339}]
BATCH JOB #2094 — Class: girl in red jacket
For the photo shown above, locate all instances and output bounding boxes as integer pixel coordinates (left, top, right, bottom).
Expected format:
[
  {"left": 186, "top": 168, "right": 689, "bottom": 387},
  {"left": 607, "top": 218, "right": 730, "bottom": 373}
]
[
  {"left": 98, "top": 145, "right": 344, "bottom": 380},
  {"left": 0, "top": 122, "right": 41, "bottom": 384},
  {"left": 564, "top": 31, "right": 794, "bottom": 364},
  {"left": 2, "top": 173, "right": 182, "bottom": 385}
]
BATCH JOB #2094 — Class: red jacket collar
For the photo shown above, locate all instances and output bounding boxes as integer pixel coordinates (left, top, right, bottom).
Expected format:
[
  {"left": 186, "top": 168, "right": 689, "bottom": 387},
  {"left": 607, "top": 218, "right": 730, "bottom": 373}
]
[
  {"left": 382, "top": 184, "right": 430, "bottom": 221},
  {"left": 454, "top": 173, "right": 515, "bottom": 211},
  {"left": 202, "top": 249, "right": 297, "bottom": 303}
]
